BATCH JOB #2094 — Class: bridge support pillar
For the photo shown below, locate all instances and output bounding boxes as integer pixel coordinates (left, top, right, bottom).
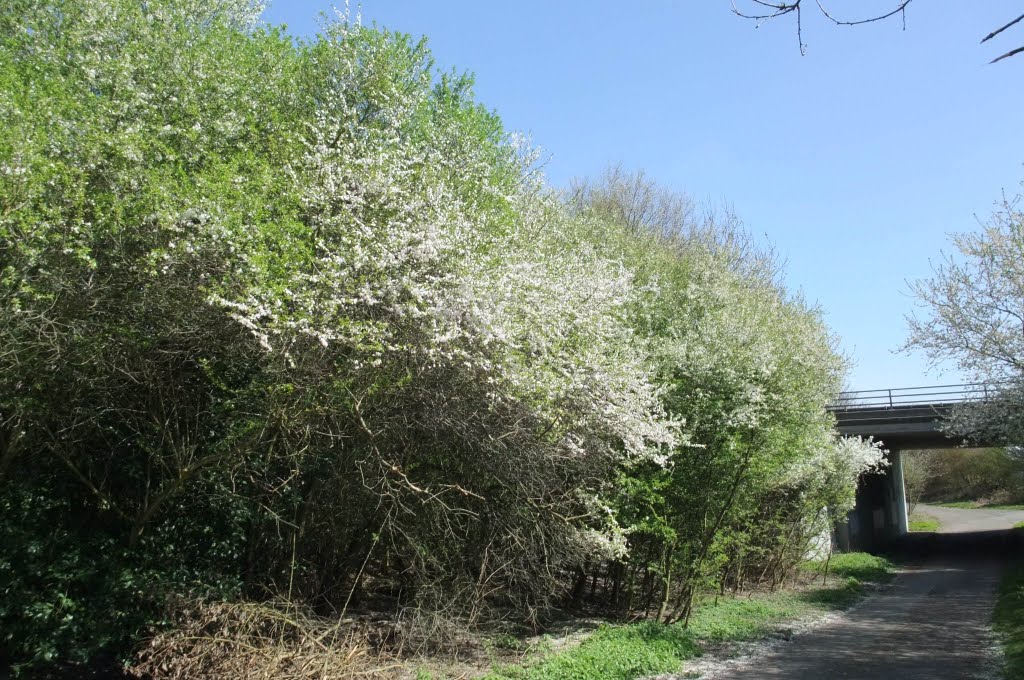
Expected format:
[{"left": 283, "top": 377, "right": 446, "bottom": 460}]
[
  {"left": 890, "top": 450, "right": 909, "bottom": 536},
  {"left": 844, "top": 448, "right": 910, "bottom": 552}
]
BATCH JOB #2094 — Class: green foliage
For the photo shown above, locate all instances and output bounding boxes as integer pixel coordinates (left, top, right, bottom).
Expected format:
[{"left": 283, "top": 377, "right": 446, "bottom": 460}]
[
  {"left": 994, "top": 561, "right": 1024, "bottom": 679},
  {"left": 486, "top": 633, "right": 531, "bottom": 652},
  {"left": 574, "top": 169, "right": 867, "bottom": 624},
  {"left": 0, "top": 473, "right": 244, "bottom": 671},
  {"left": 0, "top": 482, "right": 147, "bottom": 669},
  {"left": 799, "top": 578, "right": 867, "bottom": 609},
  {"left": 913, "top": 449, "right": 1024, "bottom": 504}
]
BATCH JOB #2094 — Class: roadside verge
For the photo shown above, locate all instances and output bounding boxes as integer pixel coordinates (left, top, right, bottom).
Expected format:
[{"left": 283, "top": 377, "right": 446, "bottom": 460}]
[
  {"left": 994, "top": 558, "right": 1024, "bottom": 679},
  {"left": 481, "top": 553, "right": 894, "bottom": 680}
]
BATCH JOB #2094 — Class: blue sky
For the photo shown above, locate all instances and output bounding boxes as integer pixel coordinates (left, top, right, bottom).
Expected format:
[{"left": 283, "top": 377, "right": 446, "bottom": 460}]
[{"left": 262, "top": 1, "right": 1024, "bottom": 391}]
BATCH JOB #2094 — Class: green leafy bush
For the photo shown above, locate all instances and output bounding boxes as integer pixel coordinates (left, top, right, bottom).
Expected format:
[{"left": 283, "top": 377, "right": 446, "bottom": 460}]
[
  {"left": 908, "top": 448, "right": 1024, "bottom": 505},
  {"left": 0, "top": 471, "right": 244, "bottom": 670}
]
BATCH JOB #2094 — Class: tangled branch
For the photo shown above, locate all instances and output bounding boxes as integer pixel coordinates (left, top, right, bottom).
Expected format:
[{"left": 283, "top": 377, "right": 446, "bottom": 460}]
[{"left": 733, "top": 1, "right": 1024, "bottom": 62}]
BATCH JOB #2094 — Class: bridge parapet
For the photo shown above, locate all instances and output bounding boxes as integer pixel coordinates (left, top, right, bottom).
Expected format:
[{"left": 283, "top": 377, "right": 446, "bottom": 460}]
[
  {"left": 828, "top": 382, "right": 1005, "bottom": 450},
  {"left": 828, "top": 383, "right": 1002, "bottom": 411}
]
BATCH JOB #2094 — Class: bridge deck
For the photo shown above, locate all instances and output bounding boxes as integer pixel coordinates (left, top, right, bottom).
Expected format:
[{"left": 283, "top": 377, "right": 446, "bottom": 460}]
[
  {"left": 833, "top": 404, "right": 957, "bottom": 449},
  {"left": 829, "top": 383, "right": 1002, "bottom": 449}
]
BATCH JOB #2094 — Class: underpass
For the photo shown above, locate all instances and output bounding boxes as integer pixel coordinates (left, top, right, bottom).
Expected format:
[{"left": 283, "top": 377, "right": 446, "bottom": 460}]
[{"left": 829, "top": 383, "right": 1002, "bottom": 552}]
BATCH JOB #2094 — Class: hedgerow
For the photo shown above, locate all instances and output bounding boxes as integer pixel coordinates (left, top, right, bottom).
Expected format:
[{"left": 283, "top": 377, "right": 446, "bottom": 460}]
[{"left": 0, "top": 1, "right": 882, "bottom": 674}]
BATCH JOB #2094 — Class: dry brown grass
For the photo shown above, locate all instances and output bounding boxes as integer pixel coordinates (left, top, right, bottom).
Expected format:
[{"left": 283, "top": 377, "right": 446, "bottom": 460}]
[{"left": 130, "top": 599, "right": 403, "bottom": 680}]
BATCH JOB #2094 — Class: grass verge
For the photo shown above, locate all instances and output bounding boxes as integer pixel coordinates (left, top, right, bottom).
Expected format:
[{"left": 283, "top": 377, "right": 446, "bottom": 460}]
[
  {"left": 485, "top": 553, "right": 893, "bottom": 680},
  {"left": 938, "top": 501, "right": 1024, "bottom": 511},
  {"left": 994, "top": 561, "right": 1024, "bottom": 679},
  {"left": 803, "top": 551, "right": 894, "bottom": 583},
  {"left": 908, "top": 513, "right": 940, "bottom": 532}
]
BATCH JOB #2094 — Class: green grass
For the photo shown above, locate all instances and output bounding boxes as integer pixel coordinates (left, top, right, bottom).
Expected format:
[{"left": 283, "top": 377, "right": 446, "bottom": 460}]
[
  {"left": 1014, "top": 521, "right": 1024, "bottom": 529},
  {"left": 908, "top": 513, "right": 941, "bottom": 532},
  {"left": 485, "top": 553, "right": 892, "bottom": 680},
  {"left": 938, "top": 501, "right": 1024, "bottom": 511},
  {"left": 994, "top": 561, "right": 1024, "bottom": 679},
  {"left": 483, "top": 622, "right": 699, "bottom": 680},
  {"left": 938, "top": 501, "right": 979, "bottom": 509}
]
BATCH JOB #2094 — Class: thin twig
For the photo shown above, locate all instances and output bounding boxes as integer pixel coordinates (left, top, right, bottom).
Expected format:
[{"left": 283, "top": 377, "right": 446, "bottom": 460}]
[
  {"left": 981, "top": 13, "right": 1024, "bottom": 44},
  {"left": 991, "top": 44, "right": 1024, "bottom": 64}
]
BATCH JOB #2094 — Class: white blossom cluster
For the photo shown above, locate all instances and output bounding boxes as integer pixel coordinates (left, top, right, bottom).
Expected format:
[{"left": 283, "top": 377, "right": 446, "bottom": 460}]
[
  {"left": 202, "top": 19, "right": 678, "bottom": 472},
  {"left": 782, "top": 436, "right": 889, "bottom": 513}
]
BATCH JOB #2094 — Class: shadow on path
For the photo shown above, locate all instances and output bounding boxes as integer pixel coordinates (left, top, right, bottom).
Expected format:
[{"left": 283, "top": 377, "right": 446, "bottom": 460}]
[{"left": 886, "top": 526, "right": 1023, "bottom": 560}]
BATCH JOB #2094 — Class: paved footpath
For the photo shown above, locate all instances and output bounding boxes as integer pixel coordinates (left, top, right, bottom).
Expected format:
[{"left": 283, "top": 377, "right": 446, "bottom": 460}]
[
  {"left": 916, "top": 503, "right": 1024, "bottom": 533},
  {"left": 671, "top": 505, "right": 1018, "bottom": 680}
]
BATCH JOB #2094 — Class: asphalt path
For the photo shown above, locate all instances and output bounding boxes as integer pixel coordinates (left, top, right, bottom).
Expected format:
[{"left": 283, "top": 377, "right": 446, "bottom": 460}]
[
  {"left": 671, "top": 505, "right": 1017, "bottom": 680},
  {"left": 915, "top": 502, "right": 1024, "bottom": 532}
]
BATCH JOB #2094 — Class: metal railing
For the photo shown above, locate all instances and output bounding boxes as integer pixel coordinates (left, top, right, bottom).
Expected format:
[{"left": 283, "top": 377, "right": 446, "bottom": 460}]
[{"left": 827, "top": 383, "right": 1004, "bottom": 411}]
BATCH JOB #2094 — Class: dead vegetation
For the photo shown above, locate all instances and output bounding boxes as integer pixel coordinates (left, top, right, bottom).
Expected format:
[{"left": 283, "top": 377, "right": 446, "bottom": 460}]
[{"left": 130, "top": 600, "right": 402, "bottom": 680}]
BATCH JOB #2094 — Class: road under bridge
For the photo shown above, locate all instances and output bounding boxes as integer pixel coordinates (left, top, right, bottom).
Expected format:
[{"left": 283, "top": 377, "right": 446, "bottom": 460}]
[{"left": 828, "top": 383, "right": 1000, "bottom": 551}]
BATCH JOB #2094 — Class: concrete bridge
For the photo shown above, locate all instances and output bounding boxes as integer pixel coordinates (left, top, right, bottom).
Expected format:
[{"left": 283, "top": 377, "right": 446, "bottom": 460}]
[{"left": 828, "top": 383, "right": 1001, "bottom": 551}]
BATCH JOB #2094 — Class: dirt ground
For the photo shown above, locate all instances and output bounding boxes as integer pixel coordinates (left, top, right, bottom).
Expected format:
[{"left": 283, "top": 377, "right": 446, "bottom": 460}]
[{"left": 667, "top": 505, "right": 1020, "bottom": 680}]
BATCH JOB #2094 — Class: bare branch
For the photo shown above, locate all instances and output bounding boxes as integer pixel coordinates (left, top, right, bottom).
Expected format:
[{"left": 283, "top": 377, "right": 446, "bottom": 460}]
[
  {"left": 814, "top": 0, "right": 912, "bottom": 28},
  {"left": 991, "top": 44, "right": 1024, "bottom": 64},
  {"left": 735, "top": 2, "right": 1024, "bottom": 62},
  {"left": 981, "top": 13, "right": 1024, "bottom": 44}
]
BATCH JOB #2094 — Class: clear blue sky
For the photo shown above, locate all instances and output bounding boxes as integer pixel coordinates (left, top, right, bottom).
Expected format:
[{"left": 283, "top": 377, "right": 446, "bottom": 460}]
[{"left": 262, "top": 1, "right": 1024, "bottom": 391}]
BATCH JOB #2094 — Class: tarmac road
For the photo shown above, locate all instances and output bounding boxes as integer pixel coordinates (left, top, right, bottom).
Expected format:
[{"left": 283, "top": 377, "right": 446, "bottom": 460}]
[
  {"left": 915, "top": 502, "right": 1024, "bottom": 533},
  {"left": 672, "top": 505, "right": 1018, "bottom": 680}
]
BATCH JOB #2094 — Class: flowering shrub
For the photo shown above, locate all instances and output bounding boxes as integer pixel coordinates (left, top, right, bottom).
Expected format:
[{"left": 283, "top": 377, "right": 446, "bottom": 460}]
[
  {"left": 905, "top": 192, "right": 1024, "bottom": 447},
  {"left": 1, "top": 1, "right": 860, "bottom": 672},
  {"left": 572, "top": 170, "right": 857, "bottom": 622}
]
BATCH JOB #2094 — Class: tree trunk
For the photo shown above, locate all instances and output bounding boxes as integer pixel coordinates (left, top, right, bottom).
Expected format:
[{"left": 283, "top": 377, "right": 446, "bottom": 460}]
[{"left": 656, "top": 543, "right": 675, "bottom": 622}]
